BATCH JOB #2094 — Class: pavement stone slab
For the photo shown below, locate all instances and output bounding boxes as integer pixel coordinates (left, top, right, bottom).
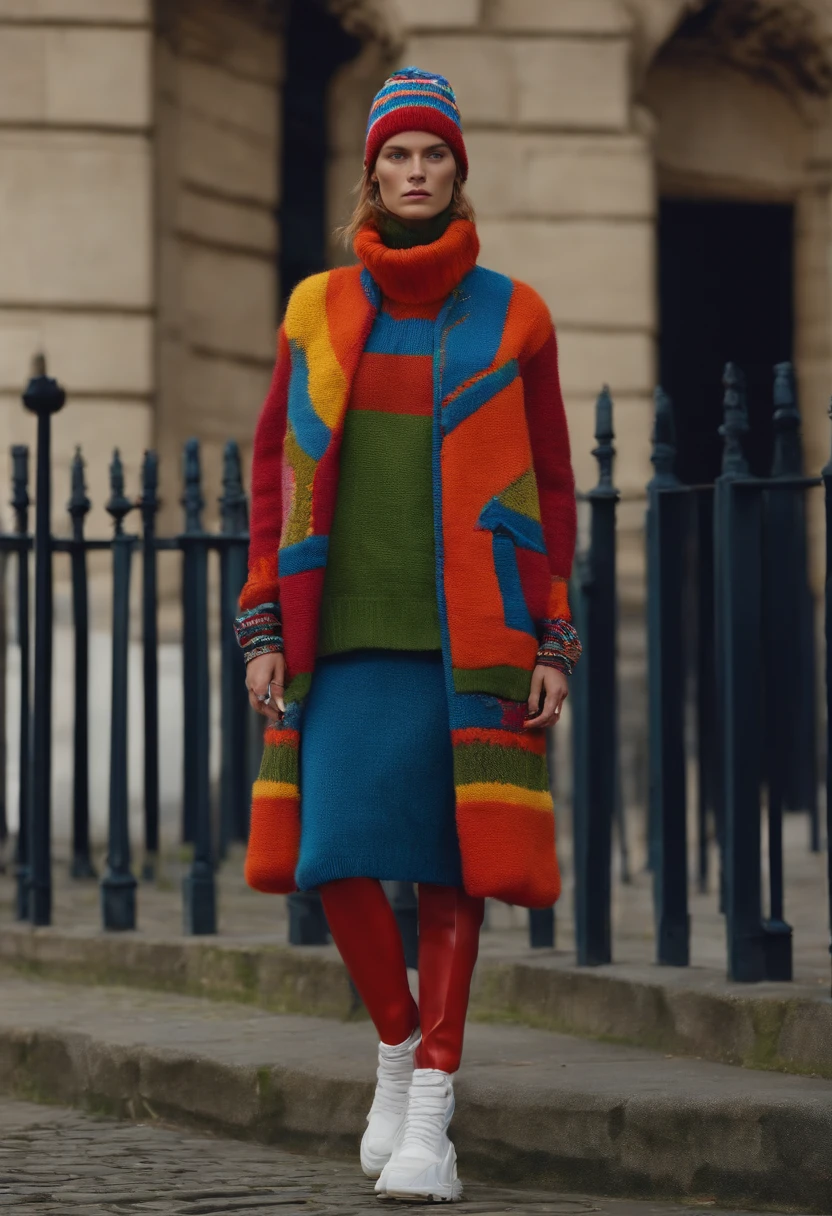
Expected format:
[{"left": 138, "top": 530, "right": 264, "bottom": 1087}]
[{"left": 0, "top": 978, "right": 829, "bottom": 1212}]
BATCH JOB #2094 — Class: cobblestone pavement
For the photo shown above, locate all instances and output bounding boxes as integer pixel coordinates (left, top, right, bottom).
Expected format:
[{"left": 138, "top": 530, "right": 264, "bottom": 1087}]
[{"left": 0, "top": 1099, "right": 777, "bottom": 1216}]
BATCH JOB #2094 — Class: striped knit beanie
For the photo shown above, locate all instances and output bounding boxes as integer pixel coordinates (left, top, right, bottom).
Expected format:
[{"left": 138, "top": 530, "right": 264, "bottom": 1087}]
[{"left": 364, "top": 66, "right": 468, "bottom": 181}]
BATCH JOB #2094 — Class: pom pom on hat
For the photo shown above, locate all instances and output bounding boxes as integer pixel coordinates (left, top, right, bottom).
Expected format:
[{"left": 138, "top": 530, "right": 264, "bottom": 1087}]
[{"left": 364, "top": 66, "right": 468, "bottom": 181}]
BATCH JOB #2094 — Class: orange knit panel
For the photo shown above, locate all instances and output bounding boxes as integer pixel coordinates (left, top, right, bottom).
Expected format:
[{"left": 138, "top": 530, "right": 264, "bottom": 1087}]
[
  {"left": 456, "top": 800, "right": 560, "bottom": 908},
  {"left": 244, "top": 793, "right": 300, "bottom": 894}
]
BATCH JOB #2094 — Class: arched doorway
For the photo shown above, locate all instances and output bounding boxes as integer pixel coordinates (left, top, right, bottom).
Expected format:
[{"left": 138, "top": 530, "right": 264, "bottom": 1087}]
[{"left": 641, "top": 1, "right": 829, "bottom": 484}]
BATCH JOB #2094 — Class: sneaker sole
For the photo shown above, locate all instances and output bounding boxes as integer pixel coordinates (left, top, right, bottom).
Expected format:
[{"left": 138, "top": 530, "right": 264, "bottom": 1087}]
[{"left": 380, "top": 1184, "right": 463, "bottom": 1203}]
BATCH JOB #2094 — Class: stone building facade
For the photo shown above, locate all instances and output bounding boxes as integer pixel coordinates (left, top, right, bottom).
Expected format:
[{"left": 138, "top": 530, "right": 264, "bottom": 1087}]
[{"left": 1, "top": 0, "right": 831, "bottom": 603}]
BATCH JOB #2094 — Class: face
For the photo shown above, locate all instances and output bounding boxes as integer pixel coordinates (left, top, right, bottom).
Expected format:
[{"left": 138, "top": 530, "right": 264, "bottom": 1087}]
[{"left": 371, "top": 130, "right": 457, "bottom": 222}]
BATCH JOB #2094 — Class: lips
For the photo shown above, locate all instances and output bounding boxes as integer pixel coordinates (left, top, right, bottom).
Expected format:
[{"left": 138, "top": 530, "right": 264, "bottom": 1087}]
[{"left": 404, "top": 191, "right": 430, "bottom": 197}]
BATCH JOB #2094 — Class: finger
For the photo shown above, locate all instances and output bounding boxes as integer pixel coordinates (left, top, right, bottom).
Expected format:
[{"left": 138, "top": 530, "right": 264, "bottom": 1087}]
[{"left": 527, "top": 668, "right": 543, "bottom": 715}]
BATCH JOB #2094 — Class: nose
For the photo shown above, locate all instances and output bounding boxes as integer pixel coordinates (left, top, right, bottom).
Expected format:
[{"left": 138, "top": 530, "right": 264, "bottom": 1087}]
[{"left": 407, "top": 158, "right": 426, "bottom": 181}]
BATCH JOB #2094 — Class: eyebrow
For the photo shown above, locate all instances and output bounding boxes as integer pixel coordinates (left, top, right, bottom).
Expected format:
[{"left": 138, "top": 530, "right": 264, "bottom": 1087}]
[{"left": 383, "top": 142, "right": 451, "bottom": 152}]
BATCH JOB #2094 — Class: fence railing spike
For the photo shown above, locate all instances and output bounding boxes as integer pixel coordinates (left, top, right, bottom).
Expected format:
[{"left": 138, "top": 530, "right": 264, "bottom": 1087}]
[
  {"left": 220, "top": 439, "right": 248, "bottom": 534},
  {"left": 140, "top": 449, "right": 159, "bottom": 507},
  {"left": 68, "top": 448, "right": 91, "bottom": 520},
  {"left": 592, "top": 386, "right": 616, "bottom": 492},
  {"left": 823, "top": 397, "right": 832, "bottom": 479},
  {"left": 772, "top": 362, "right": 801, "bottom": 478},
  {"left": 649, "top": 387, "right": 679, "bottom": 489},
  {"left": 182, "top": 438, "right": 204, "bottom": 534},
  {"left": 719, "top": 362, "right": 750, "bottom": 480},
  {"left": 10, "top": 445, "right": 29, "bottom": 521},
  {"left": 107, "top": 449, "right": 132, "bottom": 535}
]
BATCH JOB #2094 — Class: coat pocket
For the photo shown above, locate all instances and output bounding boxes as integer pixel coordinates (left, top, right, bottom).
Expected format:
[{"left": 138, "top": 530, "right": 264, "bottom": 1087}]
[{"left": 477, "top": 492, "right": 548, "bottom": 638}]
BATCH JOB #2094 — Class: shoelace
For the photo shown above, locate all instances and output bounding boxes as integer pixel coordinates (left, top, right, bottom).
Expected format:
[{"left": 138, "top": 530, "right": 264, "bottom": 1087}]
[
  {"left": 400, "top": 1079, "right": 451, "bottom": 1152},
  {"left": 368, "top": 1053, "right": 414, "bottom": 1119}
]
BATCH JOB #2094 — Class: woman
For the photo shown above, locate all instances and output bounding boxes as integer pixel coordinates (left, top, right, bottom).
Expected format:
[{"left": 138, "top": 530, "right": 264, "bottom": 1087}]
[{"left": 235, "top": 67, "right": 581, "bottom": 1202}]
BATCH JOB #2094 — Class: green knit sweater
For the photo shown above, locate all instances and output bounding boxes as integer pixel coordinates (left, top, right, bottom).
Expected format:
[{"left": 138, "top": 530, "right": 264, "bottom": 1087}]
[{"left": 316, "top": 211, "right": 453, "bottom": 656}]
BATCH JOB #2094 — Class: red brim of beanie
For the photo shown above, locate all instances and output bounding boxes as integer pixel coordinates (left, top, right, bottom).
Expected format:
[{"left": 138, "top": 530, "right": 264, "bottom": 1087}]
[{"left": 365, "top": 106, "right": 468, "bottom": 181}]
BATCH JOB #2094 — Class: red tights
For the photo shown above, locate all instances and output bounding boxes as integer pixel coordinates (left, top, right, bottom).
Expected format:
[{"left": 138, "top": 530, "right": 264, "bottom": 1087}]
[{"left": 319, "top": 878, "right": 484, "bottom": 1074}]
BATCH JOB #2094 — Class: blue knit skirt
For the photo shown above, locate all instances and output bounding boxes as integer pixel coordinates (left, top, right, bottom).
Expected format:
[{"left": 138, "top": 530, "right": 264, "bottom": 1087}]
[{"left": 295, "top": 649, "right": 463, "bottom": 890}]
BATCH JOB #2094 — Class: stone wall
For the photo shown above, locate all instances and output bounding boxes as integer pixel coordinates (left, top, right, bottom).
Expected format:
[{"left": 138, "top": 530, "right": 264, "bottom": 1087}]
[{"left": 0, "top": 0, "right": 154, "bottom": 536}]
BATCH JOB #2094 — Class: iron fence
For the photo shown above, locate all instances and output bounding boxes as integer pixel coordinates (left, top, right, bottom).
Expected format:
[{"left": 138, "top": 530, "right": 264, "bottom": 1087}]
[{"left": 1, "top": 354, "right": 830, "bottom": 992}]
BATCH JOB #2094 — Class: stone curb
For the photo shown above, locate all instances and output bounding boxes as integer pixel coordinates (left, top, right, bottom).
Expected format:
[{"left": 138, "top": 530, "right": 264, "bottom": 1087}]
[
  {"left": 1, "top": 1021, "right": 831, "bottom": 1212},
  {"left": 2, "top": 927, "right": 832, "bottom": 1080}
]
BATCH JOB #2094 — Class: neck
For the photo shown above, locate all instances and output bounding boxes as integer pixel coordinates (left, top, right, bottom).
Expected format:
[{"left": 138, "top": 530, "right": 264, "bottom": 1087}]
[{"left": 354, "top": 215, "right": 480, "bottom": 305}]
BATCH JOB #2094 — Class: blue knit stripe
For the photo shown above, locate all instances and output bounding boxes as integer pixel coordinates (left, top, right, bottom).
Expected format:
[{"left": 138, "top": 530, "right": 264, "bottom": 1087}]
[
  {"left": 365, "top": 310, "right": 435, "bottom": 356},
  {"left": 360, "top": 266, "right": 381, "bottom": 309},
  {"left": 438, "top": 267, "right": 514, "bottom": 403},
  {"left": 442, "top": 358, "right": 518, "bottom": 434},
  {"left": 491, "top": 532, "right": 536, "bottom": 636},
  {"left": 278, "top": 534, "right": 329, "bottom": 576},
  {"left": 477, "top": 500, "right": 547, "bottom": 553},
  {"left": 287, "top": 340, "right": 331, "bottom": 460},
  {"left": 367, "top": 93, "right": 461, "bottom": 136}
]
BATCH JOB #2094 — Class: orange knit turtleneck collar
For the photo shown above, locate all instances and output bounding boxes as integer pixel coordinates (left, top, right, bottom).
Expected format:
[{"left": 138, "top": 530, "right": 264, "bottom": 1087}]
[{"left": 353, "top": 218, "right": 480, "bottom": 305}]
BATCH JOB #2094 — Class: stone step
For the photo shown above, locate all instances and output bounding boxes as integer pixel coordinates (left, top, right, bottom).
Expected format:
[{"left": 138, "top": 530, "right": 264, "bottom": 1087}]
[
  {"left": 2, "top": 925, "right": 831, "bottom": 1081},
  {"left": 0, "top": 977, "right": 829, "bottom": 1212}
]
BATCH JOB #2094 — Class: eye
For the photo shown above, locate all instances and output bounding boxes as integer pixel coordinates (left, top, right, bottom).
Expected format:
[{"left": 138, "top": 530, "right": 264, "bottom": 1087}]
[{"left": 387, "top": 150, "right": 405, "bottom": 161}]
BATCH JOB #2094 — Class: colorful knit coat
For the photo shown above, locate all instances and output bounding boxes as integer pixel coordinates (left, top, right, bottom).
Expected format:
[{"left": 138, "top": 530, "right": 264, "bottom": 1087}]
[{"left": 241, "top": 218, "right": 577, "bottom": 909}]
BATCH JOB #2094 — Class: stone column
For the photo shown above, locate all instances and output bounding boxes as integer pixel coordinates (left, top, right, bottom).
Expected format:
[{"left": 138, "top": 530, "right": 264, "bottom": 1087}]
[
  {"left": 794, "top": 162, "right": 832, "bottom": 595},
  {"left": 154, "top": 0, "right": 283, "bottom": 535},
  {"left": 0, "top": 0, "right": 154, "bottom": 533}
]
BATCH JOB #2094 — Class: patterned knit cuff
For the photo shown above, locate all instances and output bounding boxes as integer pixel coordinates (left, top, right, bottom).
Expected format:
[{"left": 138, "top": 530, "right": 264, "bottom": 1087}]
[
  {"left": 535, "top": 618, "right": 582, "bottom": 677},
  {"left": 234, "top": 602, "right": 284, "bottom": 665}
]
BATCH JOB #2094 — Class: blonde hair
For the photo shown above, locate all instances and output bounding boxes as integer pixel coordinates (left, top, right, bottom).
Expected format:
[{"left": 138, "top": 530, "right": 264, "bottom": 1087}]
[{"left": 337, "top": 164, "right": 475, "bottom": 250}]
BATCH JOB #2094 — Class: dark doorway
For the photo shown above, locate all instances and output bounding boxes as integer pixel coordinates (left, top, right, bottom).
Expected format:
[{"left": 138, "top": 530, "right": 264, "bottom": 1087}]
[
  {"left": 279, "top": 0, "right": 362, "bottom": 310},
  {"left": 658, "top": 200, "right": 794, "bottom": 484}
]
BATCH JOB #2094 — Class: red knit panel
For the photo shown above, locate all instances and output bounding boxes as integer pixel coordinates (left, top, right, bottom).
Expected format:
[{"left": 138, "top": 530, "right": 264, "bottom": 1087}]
[
  {"left": 456, "top": 800, "right": 560, "bottom": 908},
  {"left": 244, "top": 793, "right": 300, "bottom": 894},
  {"left": 351, "top": 353, "right": 433, "bottom": 415},
  {"left": 520, "top": 329, "right": 577, "bottom": 588},
  {"left": 281, "top": 567, "right": 326, "bottom": 681},
  {"left": 384, "top": 297, "right": 444, "bottom": 321},
  {"left": 353, "top": 220, "right": 479, "bottom": 304},
  {"left": 452, "top": 727, "right": 547, "bottom": 755},
  {"left": 240, "top": 324, "right": 290, "bottom": 612}
]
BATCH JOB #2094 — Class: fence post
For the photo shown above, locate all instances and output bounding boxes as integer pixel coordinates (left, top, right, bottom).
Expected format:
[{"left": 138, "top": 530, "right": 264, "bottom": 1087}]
[
  {"left": 101, "top": 451, "right": 137, "bottom": 930},
  {"left": 68, "top": 448, "right": 95, "bottom": 880},
  {"left": 646, "top": 388, "right": 690, "bottom": 966},
  {"left": 573, "top": 387, "right": 618, "bottom": 966},
  {"left": 139, "top": 451, "right": 160, "bottom": 881},
  {"left": 694, "top": 489, "right": 718, "bottom": 896},
  {"left": 714, "top": 364, "right": 766, "bottom": 982},
  {"left": 759, "top": 363, "right": 802, "bottom": 981},
  {"left": 181, "top": 439, "right": 216, "bottom": 935},
  {"left": 10, "top": 446, "right": 31, "bottom": 920},
  {"left": 219, "top": 441, "right": 250, "bottom": 853},
  {"left": 22, "top": 355, "right": 65, "bottom": 926},
  {"left": 822, "top": 398, "right": 832, "bottom": 999},
  {"left": 768, "top": 364, "right": 819, "bottom": 852}
]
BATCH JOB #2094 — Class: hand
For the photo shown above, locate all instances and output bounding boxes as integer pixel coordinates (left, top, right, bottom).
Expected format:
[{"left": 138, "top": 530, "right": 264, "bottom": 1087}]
[
  {"left": 246, "top": 652, "right": 286, "bottom": 723},
  {"left": 524, "top": 664, "right": 568, "bottom": 729}
]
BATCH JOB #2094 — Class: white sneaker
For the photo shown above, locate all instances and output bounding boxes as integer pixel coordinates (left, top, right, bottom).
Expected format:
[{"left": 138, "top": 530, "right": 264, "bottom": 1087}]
[
  {"left": 360, "top": 1026, "right": 421, "bottom": 1179},
  {"left": 375, "top": 1068, "right": 463, "bottom": 1202}
]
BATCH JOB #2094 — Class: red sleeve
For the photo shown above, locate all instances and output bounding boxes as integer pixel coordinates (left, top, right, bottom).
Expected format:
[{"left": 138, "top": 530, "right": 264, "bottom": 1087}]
[
  {"left": 520, "top": 324, "right": 577, "bottom": 620},
  {"left": 239, "top": 324, "right": 290, "bottom": 612}
]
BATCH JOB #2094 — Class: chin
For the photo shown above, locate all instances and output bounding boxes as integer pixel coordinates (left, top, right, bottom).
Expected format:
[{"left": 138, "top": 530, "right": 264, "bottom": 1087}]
[{"left": 398, "top": 201, "right": 440, "bottom": 217}]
